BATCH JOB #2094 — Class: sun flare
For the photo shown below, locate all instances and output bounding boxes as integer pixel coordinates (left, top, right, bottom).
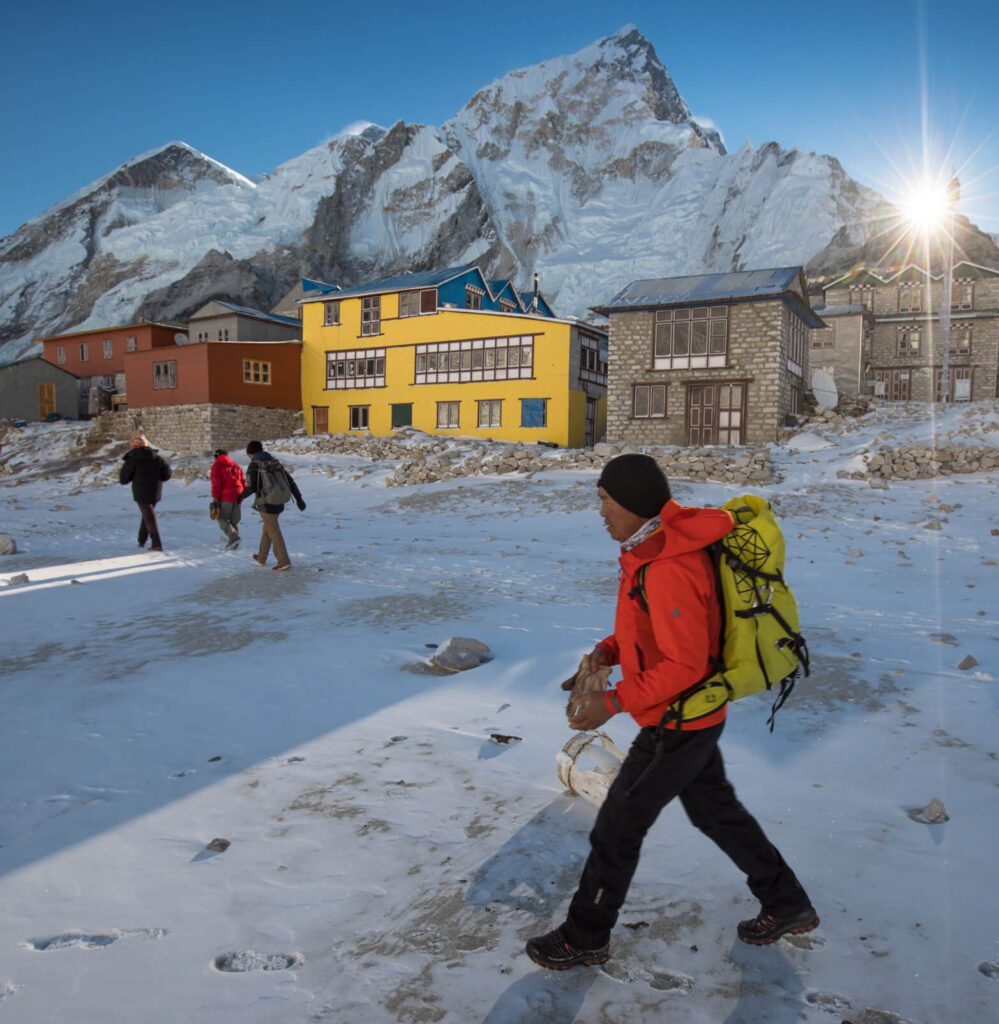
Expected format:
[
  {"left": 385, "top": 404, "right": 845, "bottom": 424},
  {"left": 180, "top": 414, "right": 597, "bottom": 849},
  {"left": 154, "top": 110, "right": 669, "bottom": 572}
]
[{"left": 900, "top": 180, "right": 952, "bottom": 232}]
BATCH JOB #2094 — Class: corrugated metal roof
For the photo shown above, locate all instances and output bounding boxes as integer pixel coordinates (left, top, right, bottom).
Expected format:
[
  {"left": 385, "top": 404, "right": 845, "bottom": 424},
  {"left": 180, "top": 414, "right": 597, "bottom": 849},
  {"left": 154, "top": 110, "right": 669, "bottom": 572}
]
[
  {"left": 598, "top": 267, "right": 803, "bottom": 309},
  {"left": 208, "top": 302, "right": 301, "bottom": 326}
]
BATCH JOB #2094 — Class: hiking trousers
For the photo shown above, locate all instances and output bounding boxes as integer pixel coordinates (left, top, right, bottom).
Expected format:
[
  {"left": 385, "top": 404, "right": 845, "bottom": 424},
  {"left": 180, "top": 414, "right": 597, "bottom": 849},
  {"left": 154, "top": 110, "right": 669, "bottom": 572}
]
[
  {"left": 563, "top": 721, "right": 811, "bottom": 950},
  {"left": 256, "top": 510, "right": 290, "bottom": 568},
  {"left": 217, "top": 500, "right": 241, "bottom": 543},
  {"left": 136, "top": 502, "right": 162, "bottom": 550}
]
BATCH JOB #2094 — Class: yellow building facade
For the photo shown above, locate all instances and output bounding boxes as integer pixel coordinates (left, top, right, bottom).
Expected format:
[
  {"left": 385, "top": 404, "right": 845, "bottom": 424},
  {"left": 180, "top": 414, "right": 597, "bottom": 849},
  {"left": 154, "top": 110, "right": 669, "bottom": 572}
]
[{"left": 299, "top": 267, "right": 607, "bottom": 448}]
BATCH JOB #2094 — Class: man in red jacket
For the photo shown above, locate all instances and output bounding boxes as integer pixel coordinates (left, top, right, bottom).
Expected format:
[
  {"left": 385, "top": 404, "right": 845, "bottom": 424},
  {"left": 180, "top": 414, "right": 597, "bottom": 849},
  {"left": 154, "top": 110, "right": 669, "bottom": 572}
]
[
  {"left": 526, "top": 454, "right": 817, "bottom": 970},
  {"left": 210, "top": 449, "right": 246, "bottom": 550}
]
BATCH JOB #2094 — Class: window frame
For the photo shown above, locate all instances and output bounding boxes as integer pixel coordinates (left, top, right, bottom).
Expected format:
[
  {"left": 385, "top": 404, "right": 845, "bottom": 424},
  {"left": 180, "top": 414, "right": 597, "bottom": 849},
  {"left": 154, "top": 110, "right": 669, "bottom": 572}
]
[
  {"left": 361, "top": 295, "right": 381, "bottom": 336},
  {"left": 896, "top": 326, "right": 922, "bottom": 357},
  {"left": 125, "top": 335, "right": 137, "bottom": 352},
  {"left": 465, "top": 285, "right": 484, "bottom": 310},
  {"left": 349, "top": 405, "right": 370, "bottom": 430},
  {"left": 398, "top": 289, "right": 437, "bottom": 317},
  {"left": 326, "top": 347, "right": 386, "bottom": 389},
  {"left": 79, "top": 342, "right": 89, "bottom": 362},
  {"left": 153, "top": 359, "right": 178, "bottom": 390},
  {"left": 436, "top": 400, "right": 460, "bottom": 429},
  {"left": 56, "top": 345, "right": 66, "bottom": 365},
  {"left": 632, "top": 383, "right": 667, "bottom": 419},
  {"left": 323, "top": 300, "right": 341, "bottom": 326},
  {"left": 897, "top": 283, "right": 922, "bottom": 313},
  {"left": 102, "top": 338, "right": 113, "bottom": 359},
  {"left": 477, "top": 398, "right": 502, "bottom": 428},
  {"left": 653, "top": 305, "right": 728, "bottom": 369},
  {"left": 414, "top": 336, "right": 535, "bottom": 385},
  {"left": 243, "top": 359, "right": 272, "bottom": 385}
]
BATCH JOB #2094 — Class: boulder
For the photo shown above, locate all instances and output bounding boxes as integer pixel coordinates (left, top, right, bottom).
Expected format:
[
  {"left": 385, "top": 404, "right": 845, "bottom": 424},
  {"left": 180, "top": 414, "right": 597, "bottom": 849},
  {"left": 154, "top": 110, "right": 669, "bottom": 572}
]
[{"left": 429, "top": 637, "right": 491, "bottom": 672}]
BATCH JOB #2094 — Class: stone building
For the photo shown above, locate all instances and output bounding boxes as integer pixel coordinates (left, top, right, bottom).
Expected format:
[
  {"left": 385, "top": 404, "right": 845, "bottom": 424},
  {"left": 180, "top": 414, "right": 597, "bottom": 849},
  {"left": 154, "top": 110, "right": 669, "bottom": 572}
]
[
  {"left": 593, "top": 268, "right": 823, "bottom": 446},
  {"left": 821, "top": 262, "right": 999, "bottom": 402}
]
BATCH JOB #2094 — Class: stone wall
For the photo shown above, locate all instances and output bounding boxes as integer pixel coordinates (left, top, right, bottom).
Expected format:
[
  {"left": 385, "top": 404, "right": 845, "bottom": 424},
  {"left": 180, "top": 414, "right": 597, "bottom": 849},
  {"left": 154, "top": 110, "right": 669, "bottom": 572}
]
[
  {"left": 88, "top": 403, "right": 303, "bottom": 453},
  {"left": 845, "top": 445, "right": 999, "bottom": 484}
]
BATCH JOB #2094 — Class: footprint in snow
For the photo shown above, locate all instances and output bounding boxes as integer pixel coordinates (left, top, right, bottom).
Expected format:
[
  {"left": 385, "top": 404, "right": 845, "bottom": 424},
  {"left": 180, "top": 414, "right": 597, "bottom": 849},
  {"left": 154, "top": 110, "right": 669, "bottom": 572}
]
[
  {"left": 212, "top": 951, "right": 304, "bottom": 973},
  {"left": 805, "top": 989, "right": 853, "bottom": 1012},
  {"left": 26, "top": 928, "right": 168, "bottom": 951}
]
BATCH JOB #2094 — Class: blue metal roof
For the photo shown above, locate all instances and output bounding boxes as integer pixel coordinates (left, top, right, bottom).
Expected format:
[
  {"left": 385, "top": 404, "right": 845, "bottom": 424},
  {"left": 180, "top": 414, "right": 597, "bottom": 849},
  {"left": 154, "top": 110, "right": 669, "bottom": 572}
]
[{"left": 305, "top": 264, "right": 481, "bottom": 302}]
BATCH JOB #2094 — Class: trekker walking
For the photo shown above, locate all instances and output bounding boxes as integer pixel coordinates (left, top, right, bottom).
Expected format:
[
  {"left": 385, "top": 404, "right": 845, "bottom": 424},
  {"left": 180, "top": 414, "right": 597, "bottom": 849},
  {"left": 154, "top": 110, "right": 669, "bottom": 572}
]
[
  {"left": 210, "top": 449, "right": 246, "bottom": 550},
  {"left": 526, "top": 454, "right": 817, "bottom": 970},
  {"left": 119, "top": 435, "right": 172, "bottom": 552},
  {"left": 238, "top": 440, "right": 305, "bottom": 571}
]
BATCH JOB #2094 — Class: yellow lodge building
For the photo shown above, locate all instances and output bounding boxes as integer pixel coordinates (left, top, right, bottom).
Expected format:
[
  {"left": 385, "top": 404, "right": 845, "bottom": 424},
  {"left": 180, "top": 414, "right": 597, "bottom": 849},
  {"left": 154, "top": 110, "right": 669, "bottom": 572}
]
[{"left": 299, "top": 265, "right": 607, "bottom": 447}]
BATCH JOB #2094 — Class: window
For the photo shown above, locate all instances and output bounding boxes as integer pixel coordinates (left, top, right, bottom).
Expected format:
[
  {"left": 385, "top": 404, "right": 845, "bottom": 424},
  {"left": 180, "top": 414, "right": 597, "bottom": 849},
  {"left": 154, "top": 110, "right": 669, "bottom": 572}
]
[
  {"left": 477, "top": 399, "right": 502, "bottom": 427},
  {"left": 520, "top": 398, "right": 547, "bottom": 428},
  {"left": 465, "top": 285, "right": 484, "bottom": 310},
  {"left": 934, "top": 367, "right": 972, "bottom": 403},
  {"left": 391, "top": 403, "right": 413, "bottom": 428},
  {"left": 654, "top": 306, "right": 728, "bottom": 369},
  {"left": 950, "top": 324, "right": 972, "bottom": 355},
  {"left": 499, "top": 299, "right": 517, "bottom": 313},
  {"left": 361, "top": 296, "right": 381, "bottom": 335},
  {"left": 102, "top": 338, "right": 113, "bottom": 359},
  {"left": 153, "top": 360, "right": 177, "bottom": 389},
  {"left": 79, "top": 342, "right": 89, "bottom": 362},
  {"left": 633, "top": 384, "right": 667, "bottom": 418},
  {"left": 897, "top": 283, "right": 922, "bottom": 313},
  {"left": 243, "top": 360, "right": 271, "bottom": 385},
  {"left": 349, "top": 405, "right": 370, "bottom": 430},
  {"left": 219, "top": 329, "right": 229, "bottom": 341},
  {"left": 437, "top": 401, "right": 460, "bottom": 429},
  {"left": 415, "top": 335, "right": 534, "bottom": 384},
  {"left": 197, "top": 331, "right": 208, "bottom": 342},
  {"left": 580, "top": 334, "right": 607, "bottom": 384},
  {"left": 324, "top": 300, "right": 340, "bottom": 326},
  {"left": 125, "top": 335, "right": 137, "bottom": 352},
  {"left": 326, "top": 347, "right": 386, "bottom": 388},
  {"left": 785, "top": 311, "right": 806, "bottom": 376},
  {"left": 849, "top": 286, "right": 873, "bottom": 310},
  {"left": 398, "top": 289, "right": 437, "bottom": 317},
  {"left": 896, "top": 327, "right": 921, "bottom": 357},
  {"left": 56, "top": 345, "right": 66, "bottom": 364},
  {"left": 952, "top": 280, "right": 974, "bottom": 310},
  {"left": 811, "top": 327, "right": 834, "bottom": 348}
]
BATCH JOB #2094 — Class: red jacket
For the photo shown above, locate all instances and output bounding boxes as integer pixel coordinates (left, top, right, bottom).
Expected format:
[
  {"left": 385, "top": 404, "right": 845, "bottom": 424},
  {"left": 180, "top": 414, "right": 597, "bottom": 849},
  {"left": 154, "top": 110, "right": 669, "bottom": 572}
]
[
  {"left": 211, "top": 455, "right": 246, "bottom": 503},
  {"left": 601, "top": 500, "right": 734, "bottom": 730}
]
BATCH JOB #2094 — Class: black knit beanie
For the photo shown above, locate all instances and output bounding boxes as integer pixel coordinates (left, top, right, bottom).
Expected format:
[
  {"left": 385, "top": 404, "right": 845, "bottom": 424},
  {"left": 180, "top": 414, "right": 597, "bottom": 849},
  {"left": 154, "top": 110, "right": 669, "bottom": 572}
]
[
  {"left": 246, "top": 440, "right": 263, "bottom": 455},
  {"left": 597, "top": 454, "right": 671, "bottom": 519}
]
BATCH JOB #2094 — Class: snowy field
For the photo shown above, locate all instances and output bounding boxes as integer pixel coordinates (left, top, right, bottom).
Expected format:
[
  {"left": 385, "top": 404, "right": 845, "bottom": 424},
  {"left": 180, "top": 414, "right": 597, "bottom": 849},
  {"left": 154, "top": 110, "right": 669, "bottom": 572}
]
[{"left": 0, "top": 406, "right": 997, "bottom": 1024}]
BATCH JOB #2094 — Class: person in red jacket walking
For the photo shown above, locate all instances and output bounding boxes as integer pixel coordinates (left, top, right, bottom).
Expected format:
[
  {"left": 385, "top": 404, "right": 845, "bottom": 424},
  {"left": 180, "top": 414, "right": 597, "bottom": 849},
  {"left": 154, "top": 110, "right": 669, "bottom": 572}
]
[
  {"left": 526, "top": 454, "right": 817, "bottom": 970},
  {"left": 210, "top": 449, "right": 246, "bottom": 550}
]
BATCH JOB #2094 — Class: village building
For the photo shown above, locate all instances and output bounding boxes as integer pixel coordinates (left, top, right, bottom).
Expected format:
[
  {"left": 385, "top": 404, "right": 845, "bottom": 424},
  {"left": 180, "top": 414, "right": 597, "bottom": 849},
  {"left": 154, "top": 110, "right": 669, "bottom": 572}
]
[
  {"left": 820, "top": 262, "right": 999, "bottom": 402},
  {"left": 594, "top": 267, "right": 823, "bottom": 446},
  {"left": 299, "top": 265, "right": 607, "bottom": 447}
]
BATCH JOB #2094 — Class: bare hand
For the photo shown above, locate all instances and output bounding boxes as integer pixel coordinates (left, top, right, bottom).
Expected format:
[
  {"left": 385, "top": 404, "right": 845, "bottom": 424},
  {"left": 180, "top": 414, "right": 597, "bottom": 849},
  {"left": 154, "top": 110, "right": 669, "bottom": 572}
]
[{"left": 569, "top": 691, "right": 614, "bottom": 732}]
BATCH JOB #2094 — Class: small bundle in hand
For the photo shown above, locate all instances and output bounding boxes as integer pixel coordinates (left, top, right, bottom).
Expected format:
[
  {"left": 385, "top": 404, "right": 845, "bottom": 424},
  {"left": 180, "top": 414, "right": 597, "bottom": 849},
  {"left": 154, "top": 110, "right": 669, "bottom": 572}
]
[
  {"left": 209, "top": 501, "right": 220, "bottom": 521},
  {"left": 562, "top": 653, "right": 611, "bottom": 722}
]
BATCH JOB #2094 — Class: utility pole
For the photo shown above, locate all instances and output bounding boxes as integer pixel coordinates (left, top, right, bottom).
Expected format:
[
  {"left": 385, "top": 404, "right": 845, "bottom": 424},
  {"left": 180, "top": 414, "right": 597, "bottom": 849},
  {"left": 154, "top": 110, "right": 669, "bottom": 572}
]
[{"left": 939, "top": 171, "right": 960, "bottom": 402}]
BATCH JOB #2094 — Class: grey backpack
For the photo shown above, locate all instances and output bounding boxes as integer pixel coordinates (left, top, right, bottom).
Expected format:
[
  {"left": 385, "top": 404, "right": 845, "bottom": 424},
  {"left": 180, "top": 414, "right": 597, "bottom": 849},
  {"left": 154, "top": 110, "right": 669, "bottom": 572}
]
[{"left": 255, "top": 460, "right": 292, "bottom": 506}]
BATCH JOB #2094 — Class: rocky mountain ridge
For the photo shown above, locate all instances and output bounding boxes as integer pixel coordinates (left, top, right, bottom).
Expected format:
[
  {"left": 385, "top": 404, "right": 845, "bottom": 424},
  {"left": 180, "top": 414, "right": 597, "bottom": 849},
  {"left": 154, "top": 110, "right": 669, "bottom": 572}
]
[{"left": 3, "top": 24, "right": 998, "bottom": 366}]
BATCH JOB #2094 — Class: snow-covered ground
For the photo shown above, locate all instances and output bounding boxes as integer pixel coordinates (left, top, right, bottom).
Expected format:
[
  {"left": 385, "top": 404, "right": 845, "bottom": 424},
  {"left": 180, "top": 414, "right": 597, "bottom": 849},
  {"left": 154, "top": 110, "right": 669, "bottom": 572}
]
[{"left": 0, "top": 405, "right": 997, "bottom": 1023}]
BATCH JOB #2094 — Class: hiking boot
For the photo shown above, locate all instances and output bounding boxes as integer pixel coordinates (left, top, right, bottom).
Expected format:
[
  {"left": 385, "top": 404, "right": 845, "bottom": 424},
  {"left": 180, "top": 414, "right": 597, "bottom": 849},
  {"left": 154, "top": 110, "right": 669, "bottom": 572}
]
[
  {"left": 226, "top": 538, "right": 240, "bottom": 550},
  {"left": 252, "top": 554, "right": 266, "bottom": 566},
  {"left": 737, "top": 906, "right": 819, "bottom": 945},
  {"left": 272, "top": 563, "right": 291, "bottom": 572},
  {"left": 525, "top": 926, "right": 609, "bottom": 970}
]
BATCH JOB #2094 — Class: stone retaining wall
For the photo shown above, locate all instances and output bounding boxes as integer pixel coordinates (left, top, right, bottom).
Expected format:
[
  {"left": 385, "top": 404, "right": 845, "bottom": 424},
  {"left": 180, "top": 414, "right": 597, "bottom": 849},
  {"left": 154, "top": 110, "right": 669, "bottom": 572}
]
[
  {"left": 846, "top": 445, "right": 999, "bottom": 484},
  {"left": 88, "top": 404, "right": 303, "bottom": 453}
]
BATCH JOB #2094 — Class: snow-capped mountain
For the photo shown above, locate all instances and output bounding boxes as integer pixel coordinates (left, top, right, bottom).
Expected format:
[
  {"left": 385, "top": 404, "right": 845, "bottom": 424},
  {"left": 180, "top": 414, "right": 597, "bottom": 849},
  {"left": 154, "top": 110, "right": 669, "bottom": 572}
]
[{"left": 2, "top": 25, "right": 995, "bottom": 366}]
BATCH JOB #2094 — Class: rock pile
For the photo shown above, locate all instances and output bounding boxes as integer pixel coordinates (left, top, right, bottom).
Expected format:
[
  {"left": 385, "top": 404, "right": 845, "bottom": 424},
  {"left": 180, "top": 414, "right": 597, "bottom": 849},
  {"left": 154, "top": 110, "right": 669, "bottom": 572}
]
[{"left": 841, "top": 445, "right": 999, "bottom": 482}]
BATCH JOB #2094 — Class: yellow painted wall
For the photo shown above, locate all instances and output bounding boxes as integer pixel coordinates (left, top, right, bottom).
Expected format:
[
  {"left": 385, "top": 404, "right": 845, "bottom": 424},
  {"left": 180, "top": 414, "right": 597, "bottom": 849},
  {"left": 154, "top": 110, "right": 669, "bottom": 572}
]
[{"left": 301, "top": 295, "right": 603, "bottom": 447}]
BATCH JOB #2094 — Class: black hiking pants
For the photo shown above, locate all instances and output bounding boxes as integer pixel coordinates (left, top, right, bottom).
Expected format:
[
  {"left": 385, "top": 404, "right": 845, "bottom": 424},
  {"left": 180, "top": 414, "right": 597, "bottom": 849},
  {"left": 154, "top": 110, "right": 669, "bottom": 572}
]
[
  {"left": 136, "top": 501, "right": 162, "bottom": 550},
  {"left": 563, "top": 721, "right": 811, "bottom": 950}
]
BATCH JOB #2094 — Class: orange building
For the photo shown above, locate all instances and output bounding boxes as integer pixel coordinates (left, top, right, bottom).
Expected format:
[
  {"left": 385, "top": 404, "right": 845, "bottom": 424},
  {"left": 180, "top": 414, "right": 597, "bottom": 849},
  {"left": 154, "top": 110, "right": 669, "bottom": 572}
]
[{"left": 38, "top": 321, "right": 180, "bottom": 378}]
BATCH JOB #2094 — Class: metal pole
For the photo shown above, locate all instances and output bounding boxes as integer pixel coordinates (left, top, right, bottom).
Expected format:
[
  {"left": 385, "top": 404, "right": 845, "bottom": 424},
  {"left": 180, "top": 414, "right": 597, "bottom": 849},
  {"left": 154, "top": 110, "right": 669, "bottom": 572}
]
[{"left": 939, "top": 173, "right": 960, "bottom": 402}]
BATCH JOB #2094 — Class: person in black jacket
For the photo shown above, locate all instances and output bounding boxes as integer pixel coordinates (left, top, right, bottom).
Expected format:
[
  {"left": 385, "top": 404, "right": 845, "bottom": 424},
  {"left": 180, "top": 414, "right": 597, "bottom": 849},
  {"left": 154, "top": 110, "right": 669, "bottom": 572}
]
[
  {"left": 119, "top": 435, "right": 172, "bottom": 551},
  {"left": 237, "top": 440, "right": 305, "bottom": 571}
]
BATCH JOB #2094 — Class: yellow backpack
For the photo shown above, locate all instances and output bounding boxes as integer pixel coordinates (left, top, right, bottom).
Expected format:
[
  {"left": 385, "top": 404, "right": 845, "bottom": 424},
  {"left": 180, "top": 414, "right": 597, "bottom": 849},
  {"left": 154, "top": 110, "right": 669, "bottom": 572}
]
[{"left": 632, "top": 494, "right": 809, "bottom": 730}]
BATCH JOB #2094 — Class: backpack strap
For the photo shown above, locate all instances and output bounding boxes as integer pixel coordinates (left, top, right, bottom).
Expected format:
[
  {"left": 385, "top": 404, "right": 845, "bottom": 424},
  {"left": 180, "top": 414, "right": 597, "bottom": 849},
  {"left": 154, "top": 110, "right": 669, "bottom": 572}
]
[{"left": 627, "top": 562, "right": 651, "bottom": 613}]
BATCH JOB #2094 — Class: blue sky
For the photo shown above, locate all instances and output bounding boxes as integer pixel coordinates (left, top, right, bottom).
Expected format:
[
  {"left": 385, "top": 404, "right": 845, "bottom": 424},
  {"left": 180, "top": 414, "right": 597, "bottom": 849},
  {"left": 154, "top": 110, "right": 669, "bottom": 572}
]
[{"left": 2, "top": 0, "right": 997, "bottom": 240}]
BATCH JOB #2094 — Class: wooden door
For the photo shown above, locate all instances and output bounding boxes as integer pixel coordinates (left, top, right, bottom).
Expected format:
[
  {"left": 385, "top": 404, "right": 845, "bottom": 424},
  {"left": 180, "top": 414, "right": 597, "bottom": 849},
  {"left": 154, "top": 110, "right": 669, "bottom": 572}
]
[
  {"left": 312, "top": 406, "right": 329, "bottom": 434},
  {"left": 38, "top": 382, "right": 56, "bottom": 420}
]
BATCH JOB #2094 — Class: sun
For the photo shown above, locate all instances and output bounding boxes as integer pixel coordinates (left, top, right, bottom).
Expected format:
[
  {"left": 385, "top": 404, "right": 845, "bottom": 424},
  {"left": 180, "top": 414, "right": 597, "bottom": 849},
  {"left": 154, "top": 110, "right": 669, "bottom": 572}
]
[{"left": 899, "top": 179, "right": 952, "bottom": 233}]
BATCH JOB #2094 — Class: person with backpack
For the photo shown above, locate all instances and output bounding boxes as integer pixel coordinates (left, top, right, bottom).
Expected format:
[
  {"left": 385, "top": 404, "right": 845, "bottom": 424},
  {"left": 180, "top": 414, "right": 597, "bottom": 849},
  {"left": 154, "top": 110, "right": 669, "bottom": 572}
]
[
  {"left": 238, "top": 440, "right": 305, "bottom": 571},
  {"left": 526, "top": 453, "right": 817, "bottom": 971},
  {"left": 119, "top": 435, "right": 172, "bottom": 552},
  {"left": 210, "top": 449, "right": 247, "bottom": 550}
]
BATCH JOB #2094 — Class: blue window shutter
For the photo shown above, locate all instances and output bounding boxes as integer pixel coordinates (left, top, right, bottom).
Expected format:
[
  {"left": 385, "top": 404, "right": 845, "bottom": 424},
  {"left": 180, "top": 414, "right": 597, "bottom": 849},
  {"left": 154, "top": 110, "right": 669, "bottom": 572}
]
[{"left": 521, "top": 398, "right": 546, "bottom": 428}]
